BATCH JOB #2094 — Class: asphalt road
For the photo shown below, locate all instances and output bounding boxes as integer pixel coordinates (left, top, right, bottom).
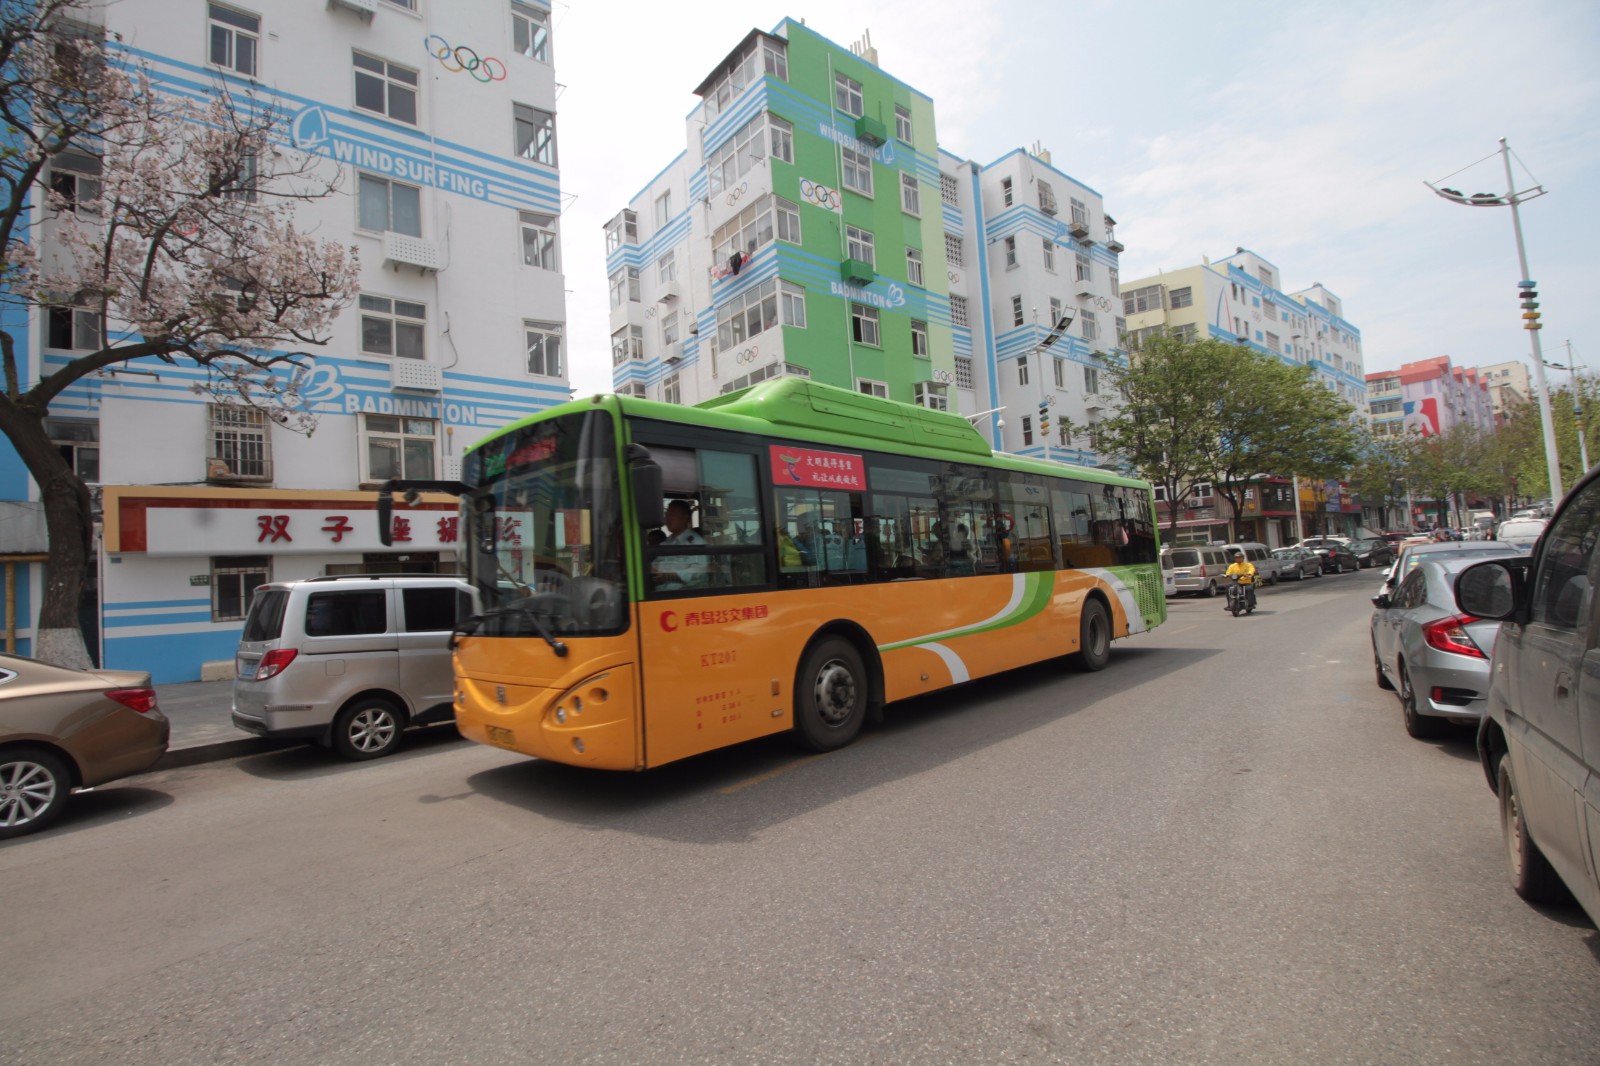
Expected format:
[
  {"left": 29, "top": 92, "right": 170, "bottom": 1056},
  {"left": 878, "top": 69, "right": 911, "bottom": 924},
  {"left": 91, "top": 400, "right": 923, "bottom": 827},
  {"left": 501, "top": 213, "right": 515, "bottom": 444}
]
[{"left": 2, "top": 568, "right": 1597, "bottom": 1064}]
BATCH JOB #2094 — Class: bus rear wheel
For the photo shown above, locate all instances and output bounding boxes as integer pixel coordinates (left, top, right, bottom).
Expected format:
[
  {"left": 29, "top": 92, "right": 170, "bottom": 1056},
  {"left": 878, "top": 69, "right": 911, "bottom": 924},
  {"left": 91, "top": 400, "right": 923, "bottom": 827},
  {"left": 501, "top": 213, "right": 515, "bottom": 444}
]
[
  {"left": 793, "top": 637, "right": 867, "bottom": 752},
  {"left": 1074, "top": 598, "right": 1111, "bottom": 672}
]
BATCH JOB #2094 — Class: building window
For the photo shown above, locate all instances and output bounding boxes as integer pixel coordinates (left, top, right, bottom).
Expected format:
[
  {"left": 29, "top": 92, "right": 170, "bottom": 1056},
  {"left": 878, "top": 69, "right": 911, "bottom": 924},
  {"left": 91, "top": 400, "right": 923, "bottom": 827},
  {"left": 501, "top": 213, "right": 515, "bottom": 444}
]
[
  {"left": 945, "top": 233, "right": 963, "bottom": 267},
  {"left": 662, "top": 372, "right": 681, "bottom": 405},
  {"left": 211, "top": 556, "right": 269, "bottom": 623},
  {"left": 1017, "top": 355, "right": 1029, "bottom": 386},
  {"left": 702, "top": 37, "right": 785, "bottom": 120},
  {"left": 604, "top": 209, "right": 636, "bottom": 253},
  {"left": 1075, "top": 252, "right": 1092, "bottom": 283},
  {"left": 954, "top": 356, "right": 973, "bottom": 390},
  {"left": 526, "top": 320, "right": 562, "bottom": 377},
  {"left": 49, "top": 151, "right": 101, "bottom": 213},
  {"left": 913, "top": 381, "right": 948, "bottom": 411},
  {"left": 611, "top": 325, "right": 643, "bottom": 365},
  {"left": 857, "top": 378, "right": 888, "bottom": 398},
  {"left": 1169, "top": 286, "right": 1193, "bottom": 309},
  {"left": 769, "top": 115, "right": 793, "bottom": 163},
  {"left": 911, "top": 318, "right": 929, "bottom": 357},
  {"left": 1004, "top": 236, "right": 1017, "bottom": 268},
  {"left": 939, "top": 172, "right": 959, "bottom": 206},
  {"left": 900, "top": 172, "right": 920, "bottom": 216},
  {"left": 835, "top": 72, "right": 863, "bottom": 117},
  {"left": 358, "top": 173, "right": 421, "bottom": 236},
  {"left": 894, "top": 104, "right": 912, "bottom": 142},
  {"left": 359, "top": 294, "right": 426, "bottom": 359},
  {"left": 208, "top": 3, "right": 259, "bottom": 77},
  {"left": 655, "top": 190, "right": 672, "bottom": 228},
  {"left": 780, "top": 281, "right": 807, "bottom": 328},
  {"left": 660, "top": 309, "right": 679, "bottom": 347},
  {"left": 906, "top": 247, "right": 923, "bottom": 286},
  {"left": 380, "top": 0, "right": 415, "bottom": 8},
  {"left": 950, "top": 294, "right": 968, "bottom": 329},
  {"left": 845, "top": 225, "right": 875, "bottom": 269},
  {"left": 851, "top": 303, "right": 880, "bottom": 346},
  {"left": 47, "top": 304, "right": 99, "bottom": 350},
  {"left": 1042, "top": 239, "right": 1055, "bottom": 272},
  {"left": 1053, "top": 357, "right": 1065, "bottom": 389},
  {"left": 511, "top": 1, "right": 550, "bottom": 62},
  {"left": 1049, "top": 296, "right": 1063, "bottom": 325},
  {"left": 841, "top": 145, "right": 873, "bottom": 196},
  {"left": 1122, "top": 284, "right": 1162, "bottom": 315},
  {"left": 46, "top": 418, "right": 98, "bottom": 481},
  {"left": 1011, "top": 295, "right": 1024, "bottom": 327},
  {"left": 706, "top": 111, "right": 778, "bottom": 196},
  {"left": 363, "top": 415, "right": 437, "bottom": 482},
  {"left": 657, "top": 249, "right": 677, "bottom": 284},
  {"left": 1001, "top": 177, "right": 1013, "bottom": 206},
  {"left": 714, "top": 277, "right": 803, "bottom": 351},
  {"left": 1021, "top": 415, "right": 1033, "bottom": 446},
  {"left": 775, "top": 196, "right": 801, "bottom": 243},
  {"left": 1070, "top": 197, "right": 1088, "bottom": 225},
  {"left": 1266, "top": 331, "right": 1281, "bottom": 350},
  {"left": 1081, "top": 310, "right": 1099, "bottom": 342},
  {"left": 353, "top": 51, "right": 418, "bottom": 125},
  {"left": 514, "top": 103, "right": 557, "bottom": 165},
  {"left": 1037, "top": 178, "right": 1057, "bottom": 215},
  {"left": 520, "top": 211, "right": 558, "bottom": 270},
  {"left": 207, "top": 403, "right": 271, "bottom": 480},
  {"left": 1084, "top": 365, "right": 1099, "bottom": 394},
  {"left": 609, "top": 266, "right": 640, "bottom": 307}
]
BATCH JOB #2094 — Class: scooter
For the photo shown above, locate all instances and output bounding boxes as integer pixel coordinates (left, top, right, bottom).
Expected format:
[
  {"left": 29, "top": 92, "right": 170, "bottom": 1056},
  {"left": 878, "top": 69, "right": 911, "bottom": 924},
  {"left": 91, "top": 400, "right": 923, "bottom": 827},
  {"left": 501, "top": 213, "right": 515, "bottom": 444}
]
[{"left": 1226, "top": 576, "right": 1256, "bottom": 617}]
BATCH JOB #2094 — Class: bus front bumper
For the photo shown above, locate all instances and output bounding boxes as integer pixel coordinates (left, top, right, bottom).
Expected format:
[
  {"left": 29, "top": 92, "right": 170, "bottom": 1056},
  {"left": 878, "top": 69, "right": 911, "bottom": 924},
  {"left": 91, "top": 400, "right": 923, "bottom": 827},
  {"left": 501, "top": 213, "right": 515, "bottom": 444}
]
[{"left": 455, "top": 666, "right": 640, "bottom": 771}]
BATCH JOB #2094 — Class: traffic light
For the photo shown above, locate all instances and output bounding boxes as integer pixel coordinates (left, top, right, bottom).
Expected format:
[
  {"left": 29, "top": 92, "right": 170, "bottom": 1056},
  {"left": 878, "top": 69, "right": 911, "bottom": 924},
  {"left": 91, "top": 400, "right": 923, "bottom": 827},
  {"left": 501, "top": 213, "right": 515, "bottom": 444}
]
[{"left": 1518, "top": 281, "right": 1542, "bottom": 331}]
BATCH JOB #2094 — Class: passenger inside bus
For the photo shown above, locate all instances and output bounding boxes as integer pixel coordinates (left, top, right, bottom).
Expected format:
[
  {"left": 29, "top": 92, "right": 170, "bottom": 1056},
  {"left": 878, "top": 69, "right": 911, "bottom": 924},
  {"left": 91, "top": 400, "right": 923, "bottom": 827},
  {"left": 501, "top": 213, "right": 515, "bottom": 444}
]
[{"left": 650, "top": 499, "right": 709, "bottom": 589}]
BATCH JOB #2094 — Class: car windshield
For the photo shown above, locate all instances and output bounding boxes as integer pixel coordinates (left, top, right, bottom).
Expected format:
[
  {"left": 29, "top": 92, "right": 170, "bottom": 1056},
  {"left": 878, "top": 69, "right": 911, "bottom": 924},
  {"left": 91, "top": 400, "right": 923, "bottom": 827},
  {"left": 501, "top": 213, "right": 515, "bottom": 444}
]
[{"left": 459, "top": 410, "right": 626, "bottom": 636}]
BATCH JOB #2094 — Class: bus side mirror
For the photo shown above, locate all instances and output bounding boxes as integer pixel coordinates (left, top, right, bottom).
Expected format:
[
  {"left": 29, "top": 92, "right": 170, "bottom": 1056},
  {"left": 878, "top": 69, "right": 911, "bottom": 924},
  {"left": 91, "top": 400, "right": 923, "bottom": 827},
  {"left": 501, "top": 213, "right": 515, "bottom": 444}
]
[{"left": 628, "top": 444, "right": 664, "bottom": 527}]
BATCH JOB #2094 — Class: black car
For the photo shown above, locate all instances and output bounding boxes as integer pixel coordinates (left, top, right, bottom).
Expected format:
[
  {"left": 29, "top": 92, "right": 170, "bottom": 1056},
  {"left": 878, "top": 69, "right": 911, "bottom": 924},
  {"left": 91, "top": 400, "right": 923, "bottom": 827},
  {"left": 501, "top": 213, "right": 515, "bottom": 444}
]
[
  {"left": 1298, "top": 538, "right": 1359, "bottom": 574},
  {"left": 1349, "top": 537, "right": 1395, "bottom": 570}
]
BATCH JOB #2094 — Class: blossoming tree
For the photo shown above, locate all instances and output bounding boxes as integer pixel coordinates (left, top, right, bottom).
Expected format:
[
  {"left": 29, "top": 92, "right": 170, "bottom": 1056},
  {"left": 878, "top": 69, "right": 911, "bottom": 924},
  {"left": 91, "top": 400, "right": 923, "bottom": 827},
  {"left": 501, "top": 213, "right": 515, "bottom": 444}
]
[{"left": 0, "top": 0, "right": 360, "bottom": 668}]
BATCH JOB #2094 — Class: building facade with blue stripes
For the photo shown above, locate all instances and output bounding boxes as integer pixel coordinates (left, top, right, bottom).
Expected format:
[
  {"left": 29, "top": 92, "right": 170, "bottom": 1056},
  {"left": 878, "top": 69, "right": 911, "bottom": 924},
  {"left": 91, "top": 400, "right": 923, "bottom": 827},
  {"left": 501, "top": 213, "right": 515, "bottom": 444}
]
[{"left": 3, "top": 0, "right": 569, "bottom": 681}]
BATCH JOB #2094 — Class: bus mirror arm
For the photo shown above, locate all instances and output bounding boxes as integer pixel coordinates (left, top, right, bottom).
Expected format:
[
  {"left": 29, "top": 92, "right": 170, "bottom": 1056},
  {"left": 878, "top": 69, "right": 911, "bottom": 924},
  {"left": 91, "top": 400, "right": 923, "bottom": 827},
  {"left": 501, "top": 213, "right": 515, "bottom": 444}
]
[
  {"left": 628, "top": 445, "right": 664, "bottom": 527},
  {"left": 376, "top": 479, "right": 467, "bottom": 546}
]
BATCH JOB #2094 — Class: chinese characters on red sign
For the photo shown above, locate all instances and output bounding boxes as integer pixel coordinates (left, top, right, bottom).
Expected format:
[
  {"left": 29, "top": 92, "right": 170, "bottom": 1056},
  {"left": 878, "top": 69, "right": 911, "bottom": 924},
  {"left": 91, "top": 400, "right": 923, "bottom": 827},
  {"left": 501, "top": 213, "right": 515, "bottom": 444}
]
[{"left": 768, "top": 445, "right": 867, "bottom": 490}]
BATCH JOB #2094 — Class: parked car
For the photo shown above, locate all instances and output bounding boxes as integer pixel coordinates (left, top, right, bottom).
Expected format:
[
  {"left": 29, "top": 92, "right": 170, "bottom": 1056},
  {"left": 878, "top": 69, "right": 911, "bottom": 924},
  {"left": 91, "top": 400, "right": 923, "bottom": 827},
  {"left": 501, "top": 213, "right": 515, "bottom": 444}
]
[
  {"left": 1271, "top": 546, "right": 1322, "bottom": 581},
  {"left": 0, "top": 654, "right": 170, "bottom": 838},
  {"left": 1508, "top": 508, "right": 1540, "bottom": 521},
  {"left": 233, "top": 574, "right": 475, "bottom": 760},
  {"left": 1370, "top": 552, "right": 1521, "bottom": 739},
  {"left": 1382, "top": 540, "right": 1530, "bottom": 595},
  {"left": 1160, "top": 551, "right": 1178, "bottom": 598},
  {"left": 1348, "top": 537, "right": 1395, "bottom": 570},
  {"left": 1456, "top": 466, "right": 1600, "bottom": 926},
  {"left": 1163, "top": 545, "right": 1233, "bottom": 597},
  {"left": 1221, "top": 542, "right": 1281, "bottom": 585},
  {"left": 1298, "top": 538, "right": 1359, "bottom": 573},
  {"left": 1494, "top": 518, "right": 1547, "bottom": 550}
]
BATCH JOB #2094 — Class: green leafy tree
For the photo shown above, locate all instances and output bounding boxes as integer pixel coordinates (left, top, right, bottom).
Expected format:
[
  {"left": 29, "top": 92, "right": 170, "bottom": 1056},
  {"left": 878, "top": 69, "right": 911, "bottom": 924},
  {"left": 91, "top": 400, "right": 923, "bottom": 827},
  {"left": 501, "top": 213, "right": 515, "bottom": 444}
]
[
  {"left": 1404, "top": 425, "right": 1498, "bottom": 528},
  {"left": 1347, "top": 433, "right": 1413, "bottom": 530}
]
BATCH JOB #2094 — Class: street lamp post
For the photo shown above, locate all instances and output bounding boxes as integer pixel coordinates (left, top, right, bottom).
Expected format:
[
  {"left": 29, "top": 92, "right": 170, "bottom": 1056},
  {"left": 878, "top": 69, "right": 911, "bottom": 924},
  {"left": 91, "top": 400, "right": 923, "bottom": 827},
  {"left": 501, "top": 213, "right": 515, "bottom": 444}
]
[
  {"left": 1427, "top": 137, "right": 1562, "bottom": 504},
  {"left": 965, "top": 406, "right": 1006, "bottom": 449},
  {"left": 1543, "top": 347, "right": 1590, "bottom": 474}
]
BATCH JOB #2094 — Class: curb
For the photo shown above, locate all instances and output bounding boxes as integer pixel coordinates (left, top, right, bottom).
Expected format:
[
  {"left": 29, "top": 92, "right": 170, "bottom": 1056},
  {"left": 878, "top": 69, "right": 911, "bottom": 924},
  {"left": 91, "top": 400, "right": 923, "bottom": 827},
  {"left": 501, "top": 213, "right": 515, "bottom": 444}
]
[{"left": 153, "top": 737, "right": 303, "bottom": 771}]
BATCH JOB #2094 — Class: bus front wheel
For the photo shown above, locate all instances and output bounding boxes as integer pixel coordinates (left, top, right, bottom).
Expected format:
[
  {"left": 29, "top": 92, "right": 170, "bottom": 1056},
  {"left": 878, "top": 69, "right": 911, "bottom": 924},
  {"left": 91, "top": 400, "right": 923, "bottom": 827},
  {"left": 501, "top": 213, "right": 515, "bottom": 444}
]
[{"left": 793, "top": 637, "right": 868, "bottom": 752}]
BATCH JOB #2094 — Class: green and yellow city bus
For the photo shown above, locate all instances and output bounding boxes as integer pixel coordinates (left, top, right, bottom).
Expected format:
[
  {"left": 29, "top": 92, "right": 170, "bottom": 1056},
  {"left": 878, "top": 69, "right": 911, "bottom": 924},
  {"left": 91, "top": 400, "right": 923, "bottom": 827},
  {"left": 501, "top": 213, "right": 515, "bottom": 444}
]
[{"left": 381, "top": 377, "right": 1165, "bottom": 770}]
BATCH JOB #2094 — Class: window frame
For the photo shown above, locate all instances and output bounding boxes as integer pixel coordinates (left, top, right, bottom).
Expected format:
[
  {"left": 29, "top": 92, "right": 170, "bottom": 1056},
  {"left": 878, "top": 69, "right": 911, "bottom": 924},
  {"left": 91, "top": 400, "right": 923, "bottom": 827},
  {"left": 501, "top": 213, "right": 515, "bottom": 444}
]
[
  {"left": 525, "top": 319, "right": 562, "bottom": 377},
  {"left": 850, "top": 303, "right": 880, "bottom": 347},
  {"left": 519, "top": 210, "right": 558, "bottom": 270},
  {"left": 894, "top": 104, "right": 912, "bottom": 142},
  {"left": 841, "top": 145, "right": 873, "bottom": 196},
  {"left": 911, "top": 318, "right": 929, "bottom": 358},
  {"left": 358, "top": 293, "right": 427, "bottom": 360},
  {"left": 352, "top": 50, "right": 419, "bottom": 126},
  {"left": 357, "top": 172, "right": 422, "bottom": 237},
  {"left": 211, "top": 555, "right": 270, "bottom": 623},
  {"left": 906, "top": 247, "right": 923, "bottom": 287},
  {"left": 208, "top": 3, "right": 260, "bottom": 77},
  {"left": 856, "top": 378, "right": 889, "bottom": 398},
  {"left": 511, "top": 1, "right": 550, "bottom": 62},
  {"left": 834, "top": 72, "right": 864, "bottom": 117},
  {"left": 207, "top": 402, "right": 272, "bottom": 481},
  {"left": 845, "top": 224, "right": 875, "bottom": 269},
  {"left": 360, "top": 413, "right": 439, "bottom": 484},
  {"left": 900, "top": 172, "right": 920, "bottom": 216},
  {"left": 513, "top": 102, "right": 557, "bottom": 166}
]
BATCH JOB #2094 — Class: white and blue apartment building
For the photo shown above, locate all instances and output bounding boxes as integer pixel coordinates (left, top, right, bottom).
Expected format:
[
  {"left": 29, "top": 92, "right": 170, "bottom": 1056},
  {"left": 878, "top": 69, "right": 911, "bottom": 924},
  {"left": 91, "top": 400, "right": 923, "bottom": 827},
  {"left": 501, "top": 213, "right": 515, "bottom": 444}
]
[{"left": 2, "top": 0, "right": 569, "bottom": 680}]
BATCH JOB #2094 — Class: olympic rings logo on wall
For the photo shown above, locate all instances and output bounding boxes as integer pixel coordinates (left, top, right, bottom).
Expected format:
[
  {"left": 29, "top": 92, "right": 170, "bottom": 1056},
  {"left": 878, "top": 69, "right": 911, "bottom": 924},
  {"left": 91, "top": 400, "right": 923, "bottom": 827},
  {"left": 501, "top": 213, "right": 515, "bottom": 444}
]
[
  {"left": 932, "top": 369, "right": 955, "bottom": 384},
  {"left": 798, "top": 178, "right": 842, "bottom": 212},
  {"left": 725, "top": 182, "right": 750, "bottom": 207},
  {"left": 735, "top": 345, "right": 760, "bottom": 366},
  {"left": 425, "top": 35, "right": 507, "bottom": 82}
]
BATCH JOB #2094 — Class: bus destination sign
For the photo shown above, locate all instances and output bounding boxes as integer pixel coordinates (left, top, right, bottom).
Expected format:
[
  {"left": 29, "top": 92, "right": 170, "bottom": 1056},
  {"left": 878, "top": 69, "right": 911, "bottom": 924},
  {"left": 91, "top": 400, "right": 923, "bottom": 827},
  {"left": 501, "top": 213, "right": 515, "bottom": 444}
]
[{"left": 769, "top": 446, "right": 866, "bottom": 491}]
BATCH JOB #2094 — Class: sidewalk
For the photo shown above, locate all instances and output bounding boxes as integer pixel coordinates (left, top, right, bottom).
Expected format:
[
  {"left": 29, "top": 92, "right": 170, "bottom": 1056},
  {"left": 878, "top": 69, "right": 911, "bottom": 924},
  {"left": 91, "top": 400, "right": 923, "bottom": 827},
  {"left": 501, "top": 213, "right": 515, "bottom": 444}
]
[{"left": 151, "top": 679, "right": 299, "bottom": 769}]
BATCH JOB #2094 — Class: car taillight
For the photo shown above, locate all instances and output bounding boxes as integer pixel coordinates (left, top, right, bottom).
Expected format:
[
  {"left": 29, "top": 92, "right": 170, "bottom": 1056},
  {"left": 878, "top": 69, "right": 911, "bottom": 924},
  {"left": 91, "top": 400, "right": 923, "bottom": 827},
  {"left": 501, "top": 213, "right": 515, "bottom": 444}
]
[
  {"left": 254, "top": 649, "right": 299, "bottom": 680},
  {"left": 1421, "top": 614, "right": 1487, "bottom": 659},
  {"left": 106, "top": 687, "right": 158, "bottom": 714}
]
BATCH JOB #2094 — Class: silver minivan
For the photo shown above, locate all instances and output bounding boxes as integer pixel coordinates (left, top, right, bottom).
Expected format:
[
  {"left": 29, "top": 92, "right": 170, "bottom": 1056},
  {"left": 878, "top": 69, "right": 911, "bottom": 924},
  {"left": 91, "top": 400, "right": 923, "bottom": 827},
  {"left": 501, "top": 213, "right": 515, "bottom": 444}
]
[
  {"left": 232, "top": 575, "right": 474, "bottom": 759},
  {"left": 1165, "top": 545, "right": 1233, "bottom": 597}
]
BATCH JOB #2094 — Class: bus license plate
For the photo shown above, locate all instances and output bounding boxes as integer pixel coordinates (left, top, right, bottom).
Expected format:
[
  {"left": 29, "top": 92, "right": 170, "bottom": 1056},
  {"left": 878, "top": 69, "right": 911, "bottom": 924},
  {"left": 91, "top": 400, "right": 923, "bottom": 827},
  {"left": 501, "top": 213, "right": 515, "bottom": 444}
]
[{"left": 486, "top": 726, "right": 516, "bottom": 749}]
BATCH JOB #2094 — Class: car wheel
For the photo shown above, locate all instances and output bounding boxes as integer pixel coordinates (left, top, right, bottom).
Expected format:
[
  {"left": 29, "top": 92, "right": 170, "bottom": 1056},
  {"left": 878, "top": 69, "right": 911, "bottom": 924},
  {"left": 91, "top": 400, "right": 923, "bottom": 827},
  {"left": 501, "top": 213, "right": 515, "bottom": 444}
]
[
  {"left": 1497, "top": 752, "right": 1568, "bottom": 903},
  {"left": 1397, "top": 662, "right": 1445, "bottom": 739},
  {"left": 1073, "top": 598, "right": 1112, "bottom": 672},
  {"left": 793, "top": 636, "right": 868, "bottom": 751},
  {"left": 1373, "top": 640, "right": 1394, "bottom": 690},
  {"left": 0, "top": 746, "right": 72, "bottom": 839},
  {"left": 331, "top": 698, "right": 406, "bottom": 760},
  {"left": 1204, "top": 581, "right": 1219, "bottom": 598}
]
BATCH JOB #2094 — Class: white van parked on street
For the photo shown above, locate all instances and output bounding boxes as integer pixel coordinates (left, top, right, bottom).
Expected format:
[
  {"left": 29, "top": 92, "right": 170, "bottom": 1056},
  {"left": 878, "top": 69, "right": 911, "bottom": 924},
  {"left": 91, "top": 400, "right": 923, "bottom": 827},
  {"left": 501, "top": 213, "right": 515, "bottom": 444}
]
[{"left": 1222, "top": 542, "right": 1282, "bottom": 586}]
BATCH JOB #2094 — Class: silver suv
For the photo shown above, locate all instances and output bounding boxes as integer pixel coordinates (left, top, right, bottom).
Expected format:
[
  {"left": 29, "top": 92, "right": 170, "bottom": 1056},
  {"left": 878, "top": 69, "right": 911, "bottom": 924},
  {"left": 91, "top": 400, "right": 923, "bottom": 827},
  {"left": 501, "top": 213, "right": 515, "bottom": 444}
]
[{"left": 232, "top": 575, "right": 474, "bottom": 760}]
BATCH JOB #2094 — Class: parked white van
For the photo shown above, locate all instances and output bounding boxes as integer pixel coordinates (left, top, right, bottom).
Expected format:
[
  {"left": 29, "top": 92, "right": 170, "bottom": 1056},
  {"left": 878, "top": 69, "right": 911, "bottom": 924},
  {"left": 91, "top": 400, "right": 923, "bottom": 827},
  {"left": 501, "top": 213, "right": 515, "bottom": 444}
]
[{"left": 232, "top": 575, "right": 475, "bottom": 759}]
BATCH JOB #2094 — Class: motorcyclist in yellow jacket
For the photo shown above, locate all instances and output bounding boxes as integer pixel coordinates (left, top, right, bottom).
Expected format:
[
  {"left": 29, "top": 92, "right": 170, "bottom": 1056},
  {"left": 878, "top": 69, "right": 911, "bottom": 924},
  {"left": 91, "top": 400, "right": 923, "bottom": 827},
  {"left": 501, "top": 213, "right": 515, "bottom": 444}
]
[{"left": 1225, "top": 551, "right": 1257, "bottom": 611}]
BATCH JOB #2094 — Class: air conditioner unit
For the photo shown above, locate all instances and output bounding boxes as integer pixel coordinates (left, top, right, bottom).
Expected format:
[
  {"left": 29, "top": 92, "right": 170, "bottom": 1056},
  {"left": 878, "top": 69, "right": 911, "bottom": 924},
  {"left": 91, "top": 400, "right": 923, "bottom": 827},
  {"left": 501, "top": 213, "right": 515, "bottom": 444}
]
[
  {"left": 1067, "top": 219, "right": 1090, "bottom": 238},
  {"left": 658, "top": 279, "right": 681, "bottom": 303},
  {"left": 383, "top": 232, "right": 444, "bottom": 273},
  {"left": 327, "top": 0, "right": 378, "bottom": 16},
  {"left": 1105, "top": 238, "right": 1125, "bottom": 254},
  {"left": 1075, "top": 285, "right": 1094, "bottom": 299},
  {"left": 391, "top": 359, "right": 443, "bottom": 392},
  {"left": 663, "top": 342, "right": 682, "bottom": 364},
  {"left": 854, "top": 115, "right": 888, "bottom": 146}
]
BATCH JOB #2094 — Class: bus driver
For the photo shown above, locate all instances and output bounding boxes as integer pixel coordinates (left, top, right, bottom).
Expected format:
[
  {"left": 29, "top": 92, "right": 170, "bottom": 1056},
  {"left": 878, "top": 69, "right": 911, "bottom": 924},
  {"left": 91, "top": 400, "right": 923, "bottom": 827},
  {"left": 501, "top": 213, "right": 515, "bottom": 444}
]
[{"left": 651, "top": 499, "right": 709, "bottom": 590}]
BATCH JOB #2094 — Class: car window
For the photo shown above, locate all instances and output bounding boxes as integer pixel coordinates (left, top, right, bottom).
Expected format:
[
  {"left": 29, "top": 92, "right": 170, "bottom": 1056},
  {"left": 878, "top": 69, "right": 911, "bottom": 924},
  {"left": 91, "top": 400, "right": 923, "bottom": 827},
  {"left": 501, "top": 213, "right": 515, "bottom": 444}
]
[
  {"left": 401, "top": 587, "right": 462, "bottom": 633},
  {"left": 1170, "top": 550, "right": 1199, "bottom": 567},
  {"left": 305, "top": 590, "right": 388, "bottom": 636},
  {"left": 1397, "top": 568, "right": 1427, "bottom": 610},
  {"left": 241, "top": 589, "right": 289, "bottom": 642},
  {"left": 1530, "top": 481, "right": 1600, "bottom": 630}
]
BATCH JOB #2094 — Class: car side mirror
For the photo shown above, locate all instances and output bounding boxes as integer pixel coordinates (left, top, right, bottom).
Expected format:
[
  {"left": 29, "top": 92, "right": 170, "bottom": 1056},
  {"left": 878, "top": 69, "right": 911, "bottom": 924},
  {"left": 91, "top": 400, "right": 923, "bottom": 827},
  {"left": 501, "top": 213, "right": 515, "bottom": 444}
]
[
  {"left": 1454, "top": 560, "right": 1521, "bottom": 621},
  {"left": 1371, "top": 593, "right": 1390, "bottom": 609}
]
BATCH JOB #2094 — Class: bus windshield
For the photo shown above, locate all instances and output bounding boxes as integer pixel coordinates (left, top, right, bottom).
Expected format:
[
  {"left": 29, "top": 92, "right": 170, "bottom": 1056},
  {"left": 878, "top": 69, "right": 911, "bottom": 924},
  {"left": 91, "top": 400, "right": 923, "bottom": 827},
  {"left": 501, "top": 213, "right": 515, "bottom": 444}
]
[{"left": 460, "top": 409, "right": 625, "bottom": 637}]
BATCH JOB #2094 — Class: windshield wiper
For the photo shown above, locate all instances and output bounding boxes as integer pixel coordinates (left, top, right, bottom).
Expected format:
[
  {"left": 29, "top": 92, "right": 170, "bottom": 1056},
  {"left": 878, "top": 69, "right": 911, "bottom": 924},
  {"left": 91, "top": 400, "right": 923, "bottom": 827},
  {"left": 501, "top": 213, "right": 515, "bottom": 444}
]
[{"left": 449, "top": 605, "right": 568, "bottom": 657}]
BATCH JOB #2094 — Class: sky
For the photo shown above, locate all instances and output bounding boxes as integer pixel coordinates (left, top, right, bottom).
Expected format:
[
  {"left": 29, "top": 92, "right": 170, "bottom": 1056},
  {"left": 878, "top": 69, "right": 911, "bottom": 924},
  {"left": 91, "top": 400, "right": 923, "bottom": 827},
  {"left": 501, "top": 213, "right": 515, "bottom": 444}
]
[{"left": 548, "top": 0, "right": 1600, "bottom": 399}]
